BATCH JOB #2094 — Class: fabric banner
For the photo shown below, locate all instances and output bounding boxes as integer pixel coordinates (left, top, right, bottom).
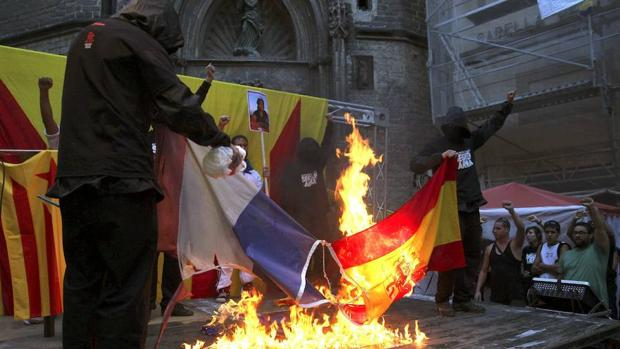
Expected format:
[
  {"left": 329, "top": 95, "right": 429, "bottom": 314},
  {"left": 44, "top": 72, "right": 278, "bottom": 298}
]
[
  {"left": 0, "top": 151, "right": 64, "bottom": 319},
  {"left": 332, "top": 158, "right": 465, "bottom": 324}
]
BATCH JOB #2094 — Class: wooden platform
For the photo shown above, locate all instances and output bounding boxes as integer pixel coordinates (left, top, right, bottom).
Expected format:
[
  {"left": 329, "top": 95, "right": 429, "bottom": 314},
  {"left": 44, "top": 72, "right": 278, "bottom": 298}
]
[{"left": 148, "top": 297, "right": 620, "bottom": 349}]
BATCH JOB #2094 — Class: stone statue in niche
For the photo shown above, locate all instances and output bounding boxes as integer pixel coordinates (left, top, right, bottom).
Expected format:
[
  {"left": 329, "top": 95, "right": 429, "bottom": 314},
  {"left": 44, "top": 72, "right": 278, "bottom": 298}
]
[{"left": 233, "top": 0, "right": 263, "bottom": 57}]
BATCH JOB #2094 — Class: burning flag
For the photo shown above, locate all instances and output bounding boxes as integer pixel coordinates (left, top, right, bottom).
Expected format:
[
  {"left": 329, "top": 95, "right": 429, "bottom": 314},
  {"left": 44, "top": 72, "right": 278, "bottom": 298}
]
[{"left": 332, "top": 140, "right": 464, "bottom": 324}]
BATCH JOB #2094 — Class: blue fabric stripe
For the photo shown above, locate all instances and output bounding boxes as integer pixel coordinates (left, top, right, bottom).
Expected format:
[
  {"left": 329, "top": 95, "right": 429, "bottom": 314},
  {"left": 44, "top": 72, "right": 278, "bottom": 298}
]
[{"left": 233, "top": 191, "right": 326, "bottom": 305}]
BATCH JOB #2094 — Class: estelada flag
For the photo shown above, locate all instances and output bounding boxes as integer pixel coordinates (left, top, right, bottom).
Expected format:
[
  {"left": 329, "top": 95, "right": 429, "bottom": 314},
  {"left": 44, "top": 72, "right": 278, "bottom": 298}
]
[
  {"left": 0, "top": 151, "right": 64, "bottom": 319},
  {"left": 332, "top": 158, "right": 465, "bottom": 324}
]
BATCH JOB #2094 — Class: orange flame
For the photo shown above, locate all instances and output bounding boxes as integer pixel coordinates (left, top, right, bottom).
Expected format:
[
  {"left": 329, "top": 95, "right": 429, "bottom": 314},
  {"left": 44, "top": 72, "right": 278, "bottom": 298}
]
[
  {"left": 415, "top": 320, "right": 429, "bottom": 346},
  {"left": 335, "top": 112, "right": 383, "bottom": 237},
  {"left": 183, "top": 291, "right": 414, "bottom": 349}
]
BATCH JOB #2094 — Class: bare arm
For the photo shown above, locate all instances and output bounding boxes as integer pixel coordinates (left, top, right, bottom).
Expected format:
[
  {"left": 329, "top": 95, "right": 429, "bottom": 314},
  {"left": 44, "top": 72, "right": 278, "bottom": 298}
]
[
  {"left": 504, "top": 201, "right": 525, "bottom": 254},
  {"left": 582, "top": 198, "right": 609, "bottom": 251},
  {"left": 475, "top": 244, "right": 492, "bottom": 301},
  {"left": 38, "top": 77, "right": 59, "bottom": 135}
]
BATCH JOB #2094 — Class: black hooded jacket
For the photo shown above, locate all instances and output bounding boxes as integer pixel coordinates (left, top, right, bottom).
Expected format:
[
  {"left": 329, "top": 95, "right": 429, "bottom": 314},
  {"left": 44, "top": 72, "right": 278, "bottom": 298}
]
[
  {"left": 410, "top": 102, "right": 512, "bottom": 212},
  {"left": 50, "top": 0, "right": 229, "bottom": 197}
]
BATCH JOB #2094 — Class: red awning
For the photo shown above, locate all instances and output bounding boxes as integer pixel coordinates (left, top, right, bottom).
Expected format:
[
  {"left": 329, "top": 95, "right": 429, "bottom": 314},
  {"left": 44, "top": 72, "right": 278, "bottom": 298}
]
[{"left": 482, "top": 182, "right": 620, "bottom": 215}]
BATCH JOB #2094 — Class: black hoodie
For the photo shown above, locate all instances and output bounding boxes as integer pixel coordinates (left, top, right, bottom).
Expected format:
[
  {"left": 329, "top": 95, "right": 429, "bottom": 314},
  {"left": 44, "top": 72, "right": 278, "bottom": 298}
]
[
  {"left": 51, "top": 0, "right": 229, "bottom": 197},
  {"left": 410, "top": 102, "right": 512, "bottom": 212}
]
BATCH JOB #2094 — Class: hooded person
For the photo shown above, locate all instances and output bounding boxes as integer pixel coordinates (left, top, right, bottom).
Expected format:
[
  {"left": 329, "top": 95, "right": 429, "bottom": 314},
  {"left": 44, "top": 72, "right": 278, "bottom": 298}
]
[
  {"left": 410, "top": 90, "right": 515, "bottom": 317},
  {"left": 46, "top": 1, "right": 230, "bottom": 348},
  {"left": 275, "top": 120, "right": 340, "bottom": 284}
]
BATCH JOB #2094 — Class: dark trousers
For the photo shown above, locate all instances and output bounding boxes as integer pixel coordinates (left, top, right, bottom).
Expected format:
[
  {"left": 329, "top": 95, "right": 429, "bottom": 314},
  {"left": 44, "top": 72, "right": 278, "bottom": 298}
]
[
  {"left": 151, "top": 253, "right": 182, "bottom": 309},
  {"left": 435, "top": 210, "right": 482, "bottom": 304},
  {"left": 60, "top": 188, "right": 157, "bottom": 349}
]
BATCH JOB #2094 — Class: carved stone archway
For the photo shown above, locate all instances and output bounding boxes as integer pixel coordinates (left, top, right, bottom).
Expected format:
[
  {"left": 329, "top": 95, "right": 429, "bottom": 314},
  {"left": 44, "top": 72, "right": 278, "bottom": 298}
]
[{"left": 173, "top": 0, "right": 331, "bottom": 96}]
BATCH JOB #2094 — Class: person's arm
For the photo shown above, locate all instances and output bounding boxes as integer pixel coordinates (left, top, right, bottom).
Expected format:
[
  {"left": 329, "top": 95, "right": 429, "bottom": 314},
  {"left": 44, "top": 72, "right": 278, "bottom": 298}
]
[
  {"left": 504, "top": 201, "right": 526, "bottom": 255},
  {"left": 195, "top": 63, "right": 215, "bottom": 105},
  {"left": 470, "top": 90, "right": 515, "bottom": 150},
  {"left": 38, "top": 77, "right": 60, "bottom": 148},
  {"left": 137, "top": 48, "right": 230, "bottom": 147},
  {"left": 527, "top": 215, "right": 544, "bottom": 229},
  {"left": 153, "top": 85, "right": 230, "bottom": 147},
  {"left": 475, "top": 244, "right": 492, "bottom": 301},
  {"left": 410, "top": 144, "right": 456, "bottom": 174},
  {"left": 582, "top": 198, "right": 610, "bottom": 251}
]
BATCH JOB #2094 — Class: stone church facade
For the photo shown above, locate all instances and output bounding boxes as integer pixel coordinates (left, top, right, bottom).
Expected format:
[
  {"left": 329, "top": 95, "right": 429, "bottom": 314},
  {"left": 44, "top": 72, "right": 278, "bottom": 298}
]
[{"left": 0, "top": 0, "right": 431, "bottom": 210}]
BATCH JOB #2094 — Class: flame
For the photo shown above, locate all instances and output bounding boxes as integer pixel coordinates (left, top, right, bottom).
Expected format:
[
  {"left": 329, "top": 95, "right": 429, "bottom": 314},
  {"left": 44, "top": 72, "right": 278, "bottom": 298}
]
[
  {"left": 184, "top": 290, "right": 415, "bottom": 349},
  {"left": 415, "top": 320, "right": 429, "bottom": 346},
  {"left": 182, "top": 113, "right": 428, "bottom": 348},
  {"left": 335, "top": 112, "right": 383, "bottom": 236}
]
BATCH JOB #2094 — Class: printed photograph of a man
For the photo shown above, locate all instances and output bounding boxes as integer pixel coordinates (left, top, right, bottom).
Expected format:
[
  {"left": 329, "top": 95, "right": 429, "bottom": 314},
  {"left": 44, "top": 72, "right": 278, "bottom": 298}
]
[{"left": 248, "top": 91, "right": 270, "bottom": 132}]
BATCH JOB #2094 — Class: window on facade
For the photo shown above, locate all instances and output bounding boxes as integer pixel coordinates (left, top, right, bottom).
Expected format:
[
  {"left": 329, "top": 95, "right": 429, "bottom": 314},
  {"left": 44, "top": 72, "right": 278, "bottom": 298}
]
[{"left": 357, "top": 0, "right": 371, "bottom": 11}]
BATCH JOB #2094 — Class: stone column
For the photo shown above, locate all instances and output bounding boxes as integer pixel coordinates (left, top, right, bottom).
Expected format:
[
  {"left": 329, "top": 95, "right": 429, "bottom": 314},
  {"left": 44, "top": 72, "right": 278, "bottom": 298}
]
[{"left": 328, "top": 0, "right": 351, "bottom": 100}]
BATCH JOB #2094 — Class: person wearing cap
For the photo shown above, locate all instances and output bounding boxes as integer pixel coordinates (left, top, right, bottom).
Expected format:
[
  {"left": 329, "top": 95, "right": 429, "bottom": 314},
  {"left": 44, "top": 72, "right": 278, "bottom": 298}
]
[{"left": 410, "top": 90, "right": 516, "bottom": 316}]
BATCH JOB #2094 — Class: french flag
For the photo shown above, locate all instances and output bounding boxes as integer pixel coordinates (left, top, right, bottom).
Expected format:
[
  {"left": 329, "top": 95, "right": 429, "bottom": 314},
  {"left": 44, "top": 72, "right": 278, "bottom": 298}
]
[{"left": 156, "top": 127, "right": 328, "bottom": 307}]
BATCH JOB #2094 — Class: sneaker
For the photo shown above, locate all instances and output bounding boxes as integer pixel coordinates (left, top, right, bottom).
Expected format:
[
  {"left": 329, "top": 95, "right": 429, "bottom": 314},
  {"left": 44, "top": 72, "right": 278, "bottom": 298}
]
[
  {"left": 436, "top": 302, "right": 455, "bottom": 317},
  {"left": 453, "top": 301, "right": 485, "bottom": 313},
  {"left": 216, "top": 287, "right": 230, "bottom": 303}
]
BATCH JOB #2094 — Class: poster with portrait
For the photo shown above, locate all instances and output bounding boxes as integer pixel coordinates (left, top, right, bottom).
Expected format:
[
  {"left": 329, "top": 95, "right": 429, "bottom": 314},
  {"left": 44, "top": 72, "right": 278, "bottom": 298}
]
[{"left": 247, "top": 91, "right": 270, "bottom": 133}]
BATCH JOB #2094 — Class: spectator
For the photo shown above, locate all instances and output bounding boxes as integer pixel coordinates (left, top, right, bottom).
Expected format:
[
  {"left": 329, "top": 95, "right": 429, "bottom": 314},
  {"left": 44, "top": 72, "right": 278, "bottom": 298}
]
[
  {"left": 521, "top": 225, "right": 542, "bottom": 300},
  {"left": 475, "top": 201, "right": 525, "bottom": 305},
  {"left": 568, "top": 211, "right": 619, "bottom": 319},
  {"left": 38, "top": 77, "right": 59, "bottom": 149},
  {"left": 559, "top": 198, "right": 610, "bottom": 310},
  {"left": 47, "top": 1, "right": 230, "bottom": 347},
  {"left": 532, "top": 219, "right": 570, "bottom": 279},
  {"left": 215, "top": 134, "right": 259, "bottom": 302},
  {"left": 410, "top": 90, "right": 516, "bottom": 316}
]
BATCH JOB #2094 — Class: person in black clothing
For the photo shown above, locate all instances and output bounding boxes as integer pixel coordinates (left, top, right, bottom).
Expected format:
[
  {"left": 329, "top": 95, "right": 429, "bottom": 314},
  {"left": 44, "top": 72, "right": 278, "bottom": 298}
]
[
  {"left": 475, "top": 201, "right": 525, "bottom": 305},
  {"left": 411, "top": 90, "right": 516, "bottom": 316},
  {"left": 276, "top": 117, "right": 339, "bottom": 283},
  {"left": 521, "top": 225, "right": 542, "bottom": 301},
  {"left": 47, "top": 1, "right": 230, "bottom": 348}
]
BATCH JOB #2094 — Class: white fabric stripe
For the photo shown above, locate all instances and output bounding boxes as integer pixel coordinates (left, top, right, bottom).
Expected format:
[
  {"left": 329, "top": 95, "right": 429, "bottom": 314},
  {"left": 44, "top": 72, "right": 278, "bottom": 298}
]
[
  {"left": 187, "top": 141, "right": 260, "bottom": 224},
  {"left": 298, "top": 299, "right": 331, "bottom": 308},
  {"left": 177, "top": 142, "right": 255, "bottom": 279},
  {"left": 296, "top": 239, "right": 322, "bottom": 303}
]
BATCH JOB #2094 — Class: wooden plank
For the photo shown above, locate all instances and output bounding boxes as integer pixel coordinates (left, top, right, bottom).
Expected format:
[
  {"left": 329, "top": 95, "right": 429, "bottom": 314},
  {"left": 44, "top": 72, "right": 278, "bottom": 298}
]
[{"left": 148, "top": 297, "right": 620, "bottom": 349}]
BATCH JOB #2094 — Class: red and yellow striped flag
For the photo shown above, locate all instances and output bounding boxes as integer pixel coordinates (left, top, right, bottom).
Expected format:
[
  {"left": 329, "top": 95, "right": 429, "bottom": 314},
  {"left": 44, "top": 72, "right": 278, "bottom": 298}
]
[
  {"left": 0, "top": 151, "right": 64, "bottom": 319},
  {"left": 332, "top": 158, "right": 464, "bottom": 324}
]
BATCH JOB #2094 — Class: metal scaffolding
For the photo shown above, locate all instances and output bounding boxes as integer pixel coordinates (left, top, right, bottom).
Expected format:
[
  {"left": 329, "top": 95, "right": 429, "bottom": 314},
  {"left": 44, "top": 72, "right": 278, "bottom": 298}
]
[
  {"left": 426, "top": 0, "right": 620, "bottom": 194},
  {"left": 327, "top": 100, "right": 389, "bottom": 220}
]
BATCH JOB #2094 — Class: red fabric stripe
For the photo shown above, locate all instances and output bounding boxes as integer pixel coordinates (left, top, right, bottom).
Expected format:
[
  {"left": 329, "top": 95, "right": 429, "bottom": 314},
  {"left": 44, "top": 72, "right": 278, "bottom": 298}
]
[
  {"left": 427, "top": 240, "right": 466, "bottom": 272},
  {"left": 155, "top": 127, "right": 187, "bottom": 255},
  {"left": 11, "top": 179, "right": 42, "bottom": 317},
  {"left": 36, "top": 158, "right": 62, "bottom": 314},
  {"left": 269, "top": 100, "right": 301, "bottom": 206},
  {"left": 333, "top": 158, "right": 457, "bottom": 269},
  {"left": 43, "top": 206, "right": 62, "bottom": 315},
  {"left": 0, "top": 79, "right": 46, "bottom": 161},
  {"left": 0, "top": 213, "right": 14, "bottom": 315}
]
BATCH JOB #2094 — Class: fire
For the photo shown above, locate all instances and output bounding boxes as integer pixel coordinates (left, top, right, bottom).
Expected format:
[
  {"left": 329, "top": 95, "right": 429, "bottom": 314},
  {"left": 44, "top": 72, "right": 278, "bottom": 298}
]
[
  {"left": 182, "top": 113, "right": 428, "bottom": 348},
  {"left": 335, "top": 112, "right": 383, "bottom": 236},
  {"left": 184, "top": 290, "right": 415, "bottom": 349},
  {"left": 415, "top": 320, "right": 429, "bottom": 345}
]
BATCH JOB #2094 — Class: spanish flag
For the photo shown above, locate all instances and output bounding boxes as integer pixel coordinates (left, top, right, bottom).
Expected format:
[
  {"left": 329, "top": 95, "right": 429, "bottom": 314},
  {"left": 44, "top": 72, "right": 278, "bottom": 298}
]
[
  {"left": 332, "top": 158, "right": 464, "bottom": 324},
  {"left": 0, "top": 151, "right": 64, "bottom": 319}
]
